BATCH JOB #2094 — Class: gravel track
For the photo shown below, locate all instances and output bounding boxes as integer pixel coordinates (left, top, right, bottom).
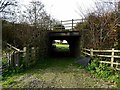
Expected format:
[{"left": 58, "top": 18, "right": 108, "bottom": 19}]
[{"left": 3, "top": 66, "right": 116, "bottom": 88}]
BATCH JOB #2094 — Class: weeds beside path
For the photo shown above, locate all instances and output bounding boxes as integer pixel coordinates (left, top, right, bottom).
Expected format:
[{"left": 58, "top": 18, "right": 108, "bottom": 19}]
[{"left": 2, "top": 58, "right": 117, "bottom": 88}]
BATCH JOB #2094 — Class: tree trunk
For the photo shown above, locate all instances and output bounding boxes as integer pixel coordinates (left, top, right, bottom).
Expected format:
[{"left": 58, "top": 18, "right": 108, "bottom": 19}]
[
  {"left": 117, "top": 2, "right": 120, "bottom": 49},
  {"left": 118, "top": 25, "right": 120, "bottom": 49}
]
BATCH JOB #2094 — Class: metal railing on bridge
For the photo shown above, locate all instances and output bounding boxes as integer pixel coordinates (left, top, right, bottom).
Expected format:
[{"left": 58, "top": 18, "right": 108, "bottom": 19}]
[{"left": 49, "top": 18, "right": 86, "bottom": 31}]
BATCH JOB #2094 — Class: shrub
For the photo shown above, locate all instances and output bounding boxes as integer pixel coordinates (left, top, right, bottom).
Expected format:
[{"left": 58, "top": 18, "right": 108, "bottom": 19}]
[{"left": 86, "top": 57, "right": 120, "bottom": 87}]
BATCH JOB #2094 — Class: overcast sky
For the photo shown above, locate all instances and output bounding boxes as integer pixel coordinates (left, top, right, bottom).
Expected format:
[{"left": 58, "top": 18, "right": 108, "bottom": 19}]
[
  {"left": 20, "top": 0, "right": 117, "bottom": 21},
  {"left": 41, "top": 0, "right": 97, "bottom": 20}
]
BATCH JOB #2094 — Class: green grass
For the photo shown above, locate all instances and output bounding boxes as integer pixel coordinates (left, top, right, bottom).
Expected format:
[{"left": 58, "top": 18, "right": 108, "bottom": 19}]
[
  {"left": 2, "top": 45, "right": 119, "bottom": 88},
  {"left": 28, "top": 57, "right": 78, "bottom": 71},
  {"left": 85, "top": 57, "right": 120, "bottom": 88},
  {"left": 2, "top": 57, "right": 118, "bottom": 88},
  {"left": 2, "top": 57, "right": 80, "bottom": 88},
  {"left": 53, "top": 43, "right": 69, "bottom": 51},
  {"left": 55, "top": 44, "right": 69, "bottom": 48}
]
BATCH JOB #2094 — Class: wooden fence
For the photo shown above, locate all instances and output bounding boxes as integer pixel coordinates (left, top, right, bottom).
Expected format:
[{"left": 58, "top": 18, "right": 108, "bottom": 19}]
[
  {"left": 82, "top": 48, "right": 120, "bottom": 70},
  {"left": 2, "top": 43, "right": 24, "bottom": 71},
  {"left": 2, "top": 43, "right": 39, "bottom": 72}
]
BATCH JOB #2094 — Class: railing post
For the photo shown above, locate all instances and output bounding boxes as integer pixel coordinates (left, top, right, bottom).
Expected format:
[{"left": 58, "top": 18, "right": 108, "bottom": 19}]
[
  {"left": 72, "top": 19, "right": 73, "bottom": 31},
  {"left": 61, "top": 20, "right": 62, "bottom": 30},
  {"left": 49, "top": 20, "right": 51, "bottom": 30},
  {"left": 111, "top": 48, "right": 114, "bottom": 68},
  {"left": 82, "top": 18, "right": 83, "bottom": 22},
  {"left": 90, "top": 48, "right": 93, "bottom": 57}
]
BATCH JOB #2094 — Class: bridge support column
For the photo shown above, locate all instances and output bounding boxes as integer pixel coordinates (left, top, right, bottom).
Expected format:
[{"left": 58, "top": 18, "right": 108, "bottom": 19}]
[{"left": 68, "top": 37, "right": 80, "bottom": 57}]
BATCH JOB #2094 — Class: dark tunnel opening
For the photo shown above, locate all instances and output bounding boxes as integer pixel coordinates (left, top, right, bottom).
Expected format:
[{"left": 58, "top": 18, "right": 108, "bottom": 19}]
[
  {"left": 49, "top": 36, "right": 81, "bottom": 58},
  {"left": 50, "top": 40, "right": 71, "bottom": 58},
  {"left": 48, "top": 31, "right": 81, "bottom": 58}
]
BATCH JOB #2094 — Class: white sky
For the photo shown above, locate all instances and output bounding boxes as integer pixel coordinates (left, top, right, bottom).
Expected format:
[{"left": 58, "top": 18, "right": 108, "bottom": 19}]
[
  {"left": 41, "top": 0, "right": 96, "bottom": 20},
  {"left": 20, "top": 0, "right": 117, "bottom": 21}
]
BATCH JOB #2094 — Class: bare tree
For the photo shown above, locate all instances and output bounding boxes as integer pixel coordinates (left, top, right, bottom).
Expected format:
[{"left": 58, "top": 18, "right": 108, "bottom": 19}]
[
  {"left": 0, "top": 0, "right": 19, "bottom": 22},
  {"left": 0, "top": 0, "right": 17, "bottom": 13},
  {"left": 76, "top": 0, "right": 119, "bottom": 49},
  {"left": 22, "top": 0, "right": 50, "bottom": 29},
  {"left": 13, "top": 0, "right": 51, "bottom": 47},
  {"left": 117, "top": 1, "right": 120, "bottom": 49}
]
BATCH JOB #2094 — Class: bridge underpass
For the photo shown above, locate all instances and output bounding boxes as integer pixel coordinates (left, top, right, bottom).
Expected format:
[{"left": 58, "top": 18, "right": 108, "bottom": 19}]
[{"left": 48, "top": 31, "right": 81, "bottom": 57}]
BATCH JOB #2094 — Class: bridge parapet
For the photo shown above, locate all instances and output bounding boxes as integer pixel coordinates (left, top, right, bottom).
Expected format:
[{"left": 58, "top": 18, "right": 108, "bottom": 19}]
[
  {"left": 49, "top": 31, "right": 80, "bottom": 37},
  {"left": 49, "top": 19, "right": 86, "bottom": 31}
]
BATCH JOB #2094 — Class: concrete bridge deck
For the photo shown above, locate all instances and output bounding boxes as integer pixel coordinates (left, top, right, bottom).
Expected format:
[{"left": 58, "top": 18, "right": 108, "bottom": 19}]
[{"left": 49, "top": 31, "right": 80, "bottom": 37}]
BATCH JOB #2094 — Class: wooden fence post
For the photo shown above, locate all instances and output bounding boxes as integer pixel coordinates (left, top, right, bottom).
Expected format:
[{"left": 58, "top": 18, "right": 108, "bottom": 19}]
[
  {"left": 90, "top": 48, "right": 93, "bottom": 57},
  {"left": 36, "top": 47, "right": 39, "bottom": 58},
  {"left": 7, "top": 52, "right": 11, "bottom": 66},
  {"left": 23, "top": 47, "right": 27, "bottom": 67},
  {"left": 14, "top": 52, "right": 19, "bottom": 67},
  {"left": 23, "top": 47, "right": 27, "bottom": 57},
  {"left": 31, "top": 47, "right": 35, "bottom": 59},
  {"left": 14, "top": 52, "right": 17, "bottom": 67},
  {"left": 111, "top": 48, "right": 114, "bottom": 68},
  {"left": 32, "top": 47, "right": 36, "bottom": 65},
  {"left": 11, "top": 51, "right": 15, "bottom": 67}
]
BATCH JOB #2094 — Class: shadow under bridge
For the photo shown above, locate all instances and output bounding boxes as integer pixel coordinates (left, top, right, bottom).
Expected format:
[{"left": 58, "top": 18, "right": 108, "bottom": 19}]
[{"left": 48, "top": 31, "right": 81, "bottom": 57}]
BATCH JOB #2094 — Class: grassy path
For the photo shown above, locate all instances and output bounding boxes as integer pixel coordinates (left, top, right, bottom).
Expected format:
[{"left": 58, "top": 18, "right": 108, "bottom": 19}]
[{"left": 2, "top": 58, "right": 116, "bottom": 88}]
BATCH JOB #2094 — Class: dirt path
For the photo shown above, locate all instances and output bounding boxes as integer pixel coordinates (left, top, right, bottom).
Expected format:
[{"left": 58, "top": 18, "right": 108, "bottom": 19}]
[
  {"left": 2, "top": 58, "right": 117, "bottom": 88},
  {"left": 3, "top": 65, "right": 116, "bottom": 88}
]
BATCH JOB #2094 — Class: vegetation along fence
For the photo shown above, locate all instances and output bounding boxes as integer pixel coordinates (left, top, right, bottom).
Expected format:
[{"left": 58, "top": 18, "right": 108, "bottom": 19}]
[
  {"left": 2, "top": 43, "right": 39, "bottom": 72},
  {"left": 82, "top": 48, "right": 120, "bottom": 70}
]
